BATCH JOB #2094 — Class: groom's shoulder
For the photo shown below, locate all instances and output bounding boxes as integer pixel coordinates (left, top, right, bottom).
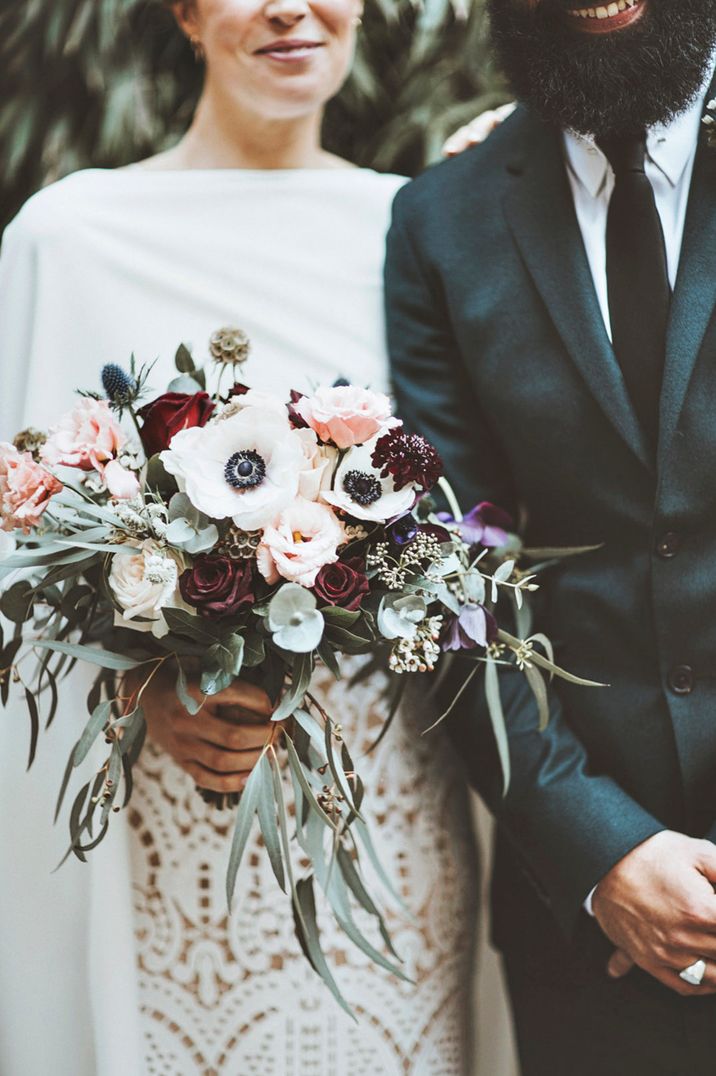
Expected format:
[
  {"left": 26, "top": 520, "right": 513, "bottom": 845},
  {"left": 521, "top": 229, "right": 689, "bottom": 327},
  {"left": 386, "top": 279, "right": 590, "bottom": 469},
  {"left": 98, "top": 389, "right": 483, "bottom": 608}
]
[{"left": 391, "top": 105, "right": 536, "bottom": 228}]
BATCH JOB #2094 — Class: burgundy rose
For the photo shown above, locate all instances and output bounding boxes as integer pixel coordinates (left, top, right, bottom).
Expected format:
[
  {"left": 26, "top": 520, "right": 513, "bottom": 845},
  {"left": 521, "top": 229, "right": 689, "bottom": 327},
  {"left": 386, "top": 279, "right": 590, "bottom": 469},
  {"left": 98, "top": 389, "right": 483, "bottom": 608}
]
[
  {"left": 313, "top": 557, "right": 369, "bottom": 611},
  {"left": 180, "top": 555, "right": 256, "bottom": 619},
  {"left": 137, "top": 392, "right": 215, "bottom": 457}
]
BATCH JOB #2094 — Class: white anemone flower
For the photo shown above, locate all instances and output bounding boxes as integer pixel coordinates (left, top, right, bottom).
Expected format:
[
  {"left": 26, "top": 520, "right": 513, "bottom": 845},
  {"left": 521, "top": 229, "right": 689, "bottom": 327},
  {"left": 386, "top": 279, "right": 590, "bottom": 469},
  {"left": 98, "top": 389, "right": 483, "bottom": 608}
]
[
  {"left": 322, "top": 437, "right": 417, "bottom": 523},
  {"left": 160, "top": 407, "right": 304, "bottom": 531}
]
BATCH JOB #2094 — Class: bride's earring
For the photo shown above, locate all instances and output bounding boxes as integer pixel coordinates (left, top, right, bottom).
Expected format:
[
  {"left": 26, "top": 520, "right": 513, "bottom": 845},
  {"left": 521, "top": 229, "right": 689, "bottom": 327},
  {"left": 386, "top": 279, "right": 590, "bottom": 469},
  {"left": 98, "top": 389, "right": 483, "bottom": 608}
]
[{"left": 189, "top": 35, "right": 206, "bottom": 61}]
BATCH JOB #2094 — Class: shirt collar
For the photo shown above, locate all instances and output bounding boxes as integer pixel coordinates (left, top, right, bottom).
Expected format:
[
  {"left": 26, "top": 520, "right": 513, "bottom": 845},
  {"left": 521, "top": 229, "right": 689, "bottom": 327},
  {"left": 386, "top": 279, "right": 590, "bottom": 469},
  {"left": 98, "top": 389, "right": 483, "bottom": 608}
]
[{"left": 563, "top": 67, "right": 714, "bottom": 198}]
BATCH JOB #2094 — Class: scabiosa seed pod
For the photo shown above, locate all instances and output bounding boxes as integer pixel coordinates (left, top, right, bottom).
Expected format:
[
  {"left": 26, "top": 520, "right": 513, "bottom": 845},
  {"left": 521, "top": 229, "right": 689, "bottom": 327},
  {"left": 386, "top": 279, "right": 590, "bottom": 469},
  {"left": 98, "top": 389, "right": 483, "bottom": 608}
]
[
  {"left": 209, "top": 327, "right": 251, "bottom": 367},
  {"left": 13, "top": 427, "right": 47, "bottom": 459},
  {"left": 101, "top": 363, "right": 138, "bottom": 406}
]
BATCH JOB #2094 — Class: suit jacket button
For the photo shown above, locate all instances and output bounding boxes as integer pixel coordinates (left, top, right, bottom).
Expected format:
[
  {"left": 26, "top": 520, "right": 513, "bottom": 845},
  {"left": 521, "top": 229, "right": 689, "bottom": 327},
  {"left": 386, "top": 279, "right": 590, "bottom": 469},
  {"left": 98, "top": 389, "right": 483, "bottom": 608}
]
[
  {"left": 669, "top": 665, "right": 694, "bottom": 695},
  {"left": 656, "top": 532, "right": 681, "bottom": 558}
]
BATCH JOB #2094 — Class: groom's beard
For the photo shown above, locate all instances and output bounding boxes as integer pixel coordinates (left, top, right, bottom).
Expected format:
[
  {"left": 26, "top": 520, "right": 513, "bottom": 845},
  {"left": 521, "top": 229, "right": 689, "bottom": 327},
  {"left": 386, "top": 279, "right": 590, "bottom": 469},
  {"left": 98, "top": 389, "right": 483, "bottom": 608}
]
[{"left": 486, "top": 0, "right": 716, "bottom": 139}]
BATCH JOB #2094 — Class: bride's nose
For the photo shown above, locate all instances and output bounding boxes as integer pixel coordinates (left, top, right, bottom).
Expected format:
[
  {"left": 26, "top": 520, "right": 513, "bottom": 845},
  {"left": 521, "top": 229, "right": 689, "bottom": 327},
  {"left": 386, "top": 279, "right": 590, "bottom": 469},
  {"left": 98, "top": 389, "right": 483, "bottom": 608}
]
[{"left": 262, "top": 0, "right": 310, "bottom": 28}]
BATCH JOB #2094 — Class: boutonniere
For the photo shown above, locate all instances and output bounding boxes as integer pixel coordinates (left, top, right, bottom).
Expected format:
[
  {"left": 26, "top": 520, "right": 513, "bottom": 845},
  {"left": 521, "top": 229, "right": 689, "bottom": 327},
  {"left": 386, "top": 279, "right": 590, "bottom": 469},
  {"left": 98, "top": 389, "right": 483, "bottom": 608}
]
[{"left": 702, "top": 98, "right": 716, "bottom": 148}]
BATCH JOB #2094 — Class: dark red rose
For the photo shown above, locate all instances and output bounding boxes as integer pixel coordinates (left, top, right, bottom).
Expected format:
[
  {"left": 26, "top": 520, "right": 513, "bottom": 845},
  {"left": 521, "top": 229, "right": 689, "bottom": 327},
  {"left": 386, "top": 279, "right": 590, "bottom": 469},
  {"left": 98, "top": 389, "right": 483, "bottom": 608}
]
[
  {"left": 137, "top": 392, "right": 215, "bottom": 457},
  {"left": 313, "top": 557, "right": 369, "bottom": 611},
  {"left": 179, "top": 555, "right": 256, "bottom": 619}
]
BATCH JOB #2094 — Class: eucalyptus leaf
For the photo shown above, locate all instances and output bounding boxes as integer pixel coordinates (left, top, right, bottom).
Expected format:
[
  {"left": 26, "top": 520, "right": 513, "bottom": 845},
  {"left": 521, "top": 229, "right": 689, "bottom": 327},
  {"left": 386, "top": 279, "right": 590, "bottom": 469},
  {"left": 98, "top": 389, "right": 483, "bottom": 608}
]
[
  {"left": 273, "top": 652, "right": 313, "bottom": 722},
  {"left": 25, "top": 688, "right": 39, "bottom": 770},
  {"left": 293, "top": 876, "right": 355, "bottom": 1020},
  {"left": 225, "top": 761, "right": 261, "bottom": 908},
  {"left": 175, "top": 342, "right": 195, "bottom": 374},
  {"left": 73, "top": 700, "right": 113, "bottom": 766},
  {"left": 33, "top": 639, "right": 143, "bottom": 671},
  {"left": 176, "top": 664, "right": 204, "bottom": 715},
  {"left": 485, "top": 657, "right": 510, "bottom": 795},
  {"left": 256, "top": 754, "right": 286, "bottom": 892},
  {"left": 0, "top": 580, "right": 35, "bottom": 623}
]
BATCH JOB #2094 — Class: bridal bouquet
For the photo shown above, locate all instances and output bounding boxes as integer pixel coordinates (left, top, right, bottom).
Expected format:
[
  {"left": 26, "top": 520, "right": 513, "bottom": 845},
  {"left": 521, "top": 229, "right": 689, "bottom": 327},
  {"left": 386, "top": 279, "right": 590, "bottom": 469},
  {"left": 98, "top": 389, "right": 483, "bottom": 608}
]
[{"left": 0, "top": 330, "right": 596, "bottom": 1011}]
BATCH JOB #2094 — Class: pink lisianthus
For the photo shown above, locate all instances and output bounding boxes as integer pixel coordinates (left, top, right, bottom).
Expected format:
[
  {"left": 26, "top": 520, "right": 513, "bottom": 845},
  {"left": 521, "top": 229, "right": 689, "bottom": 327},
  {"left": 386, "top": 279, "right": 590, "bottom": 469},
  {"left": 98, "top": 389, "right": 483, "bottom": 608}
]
[
  {"left": 0, "top": 441, "right": 63, "bottom": 533},
  {"left": 41, "top": 398, "right": 126, "bottom": 474},
  {"left": 104, "top": 459, "right": 141, "bottom": 500},
  {"left": 293, "top": 385, "right": 395, "bottom": 449},
  {"left": 257, "top": 498, "right": 346, "bottom": 588}
]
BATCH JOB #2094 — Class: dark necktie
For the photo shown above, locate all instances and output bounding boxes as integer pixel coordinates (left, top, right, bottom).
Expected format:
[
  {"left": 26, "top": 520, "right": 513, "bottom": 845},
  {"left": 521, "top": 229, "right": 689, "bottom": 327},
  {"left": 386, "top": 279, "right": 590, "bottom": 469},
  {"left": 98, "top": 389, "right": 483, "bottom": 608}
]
[{"left": 597, "top": 132, "right": 671, "bottom": 450}]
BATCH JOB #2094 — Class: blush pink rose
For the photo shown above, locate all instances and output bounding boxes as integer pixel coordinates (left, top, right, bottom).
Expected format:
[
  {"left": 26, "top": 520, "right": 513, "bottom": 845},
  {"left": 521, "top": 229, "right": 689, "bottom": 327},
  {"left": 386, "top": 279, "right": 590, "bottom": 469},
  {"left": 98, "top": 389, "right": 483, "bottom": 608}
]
[
  {"left": 0, "top": 441, "right": 63, "bottom": 533},
  {"left": 41, "top": 398, "right": 126, "bottom": 474},
  {"left": 257, "top": 498, "right": 346, "bottom": 588},
  {"left": 293, "top": 385, "right": 395, "bottom": 449}
]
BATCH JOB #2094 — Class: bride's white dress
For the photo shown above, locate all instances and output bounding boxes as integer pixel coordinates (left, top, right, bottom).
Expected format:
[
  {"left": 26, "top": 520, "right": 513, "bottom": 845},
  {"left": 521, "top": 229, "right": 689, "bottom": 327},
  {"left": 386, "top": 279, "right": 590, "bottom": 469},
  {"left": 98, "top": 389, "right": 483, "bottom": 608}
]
[{"left": 0, "top": 166, "right": 478, "bottom": 1076}]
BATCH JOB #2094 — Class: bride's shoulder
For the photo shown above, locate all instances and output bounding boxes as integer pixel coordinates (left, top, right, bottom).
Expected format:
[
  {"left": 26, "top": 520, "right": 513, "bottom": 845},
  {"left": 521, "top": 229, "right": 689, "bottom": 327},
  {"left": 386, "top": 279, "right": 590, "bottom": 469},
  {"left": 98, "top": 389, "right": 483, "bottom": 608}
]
[{"left": 7, "top": 168, "right": 119, "bottom": 247}]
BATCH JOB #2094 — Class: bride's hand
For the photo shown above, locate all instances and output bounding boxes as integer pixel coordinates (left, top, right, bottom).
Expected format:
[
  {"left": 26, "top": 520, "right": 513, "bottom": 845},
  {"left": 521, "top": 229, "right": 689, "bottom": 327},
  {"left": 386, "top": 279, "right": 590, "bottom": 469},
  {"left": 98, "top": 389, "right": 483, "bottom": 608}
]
[
  {"left": 136, "top": 665, "right": 274, "bottom": 793},
  {"left": 441, "top": 101, "right": 517, "bottom": 157}
]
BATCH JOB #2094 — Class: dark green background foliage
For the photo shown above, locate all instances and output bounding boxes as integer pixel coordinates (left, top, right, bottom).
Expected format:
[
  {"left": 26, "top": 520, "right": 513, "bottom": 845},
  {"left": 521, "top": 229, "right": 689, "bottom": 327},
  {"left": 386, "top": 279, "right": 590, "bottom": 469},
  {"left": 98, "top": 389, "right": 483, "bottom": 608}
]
[{"left": 0, "top": 0, "right": 504, "bottom": 236}]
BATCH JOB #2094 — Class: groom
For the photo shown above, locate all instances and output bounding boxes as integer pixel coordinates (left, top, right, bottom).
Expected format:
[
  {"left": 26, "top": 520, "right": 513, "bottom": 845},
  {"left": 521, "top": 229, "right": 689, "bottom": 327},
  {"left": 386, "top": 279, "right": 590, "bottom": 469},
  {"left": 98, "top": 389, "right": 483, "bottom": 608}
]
[{"left": 385, "top": 1, "right": 716, "bottom": 1072}]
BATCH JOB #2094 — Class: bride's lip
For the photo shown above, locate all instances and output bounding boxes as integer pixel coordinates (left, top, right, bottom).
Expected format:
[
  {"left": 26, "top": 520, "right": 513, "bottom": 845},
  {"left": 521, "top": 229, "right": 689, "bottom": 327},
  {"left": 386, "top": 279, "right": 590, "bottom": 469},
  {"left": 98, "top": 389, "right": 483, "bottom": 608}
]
[
  {"left": 564, "top": 0, "right": 646, "bottom": 34},
  {"left": 254, "top": 38, "right": 326, "bottom": 61}
]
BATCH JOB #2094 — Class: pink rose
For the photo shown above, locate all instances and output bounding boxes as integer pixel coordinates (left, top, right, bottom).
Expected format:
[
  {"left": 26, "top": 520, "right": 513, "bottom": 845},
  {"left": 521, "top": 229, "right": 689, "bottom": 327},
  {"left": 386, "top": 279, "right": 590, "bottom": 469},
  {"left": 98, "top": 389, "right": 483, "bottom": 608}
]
[
  {"left": 41, "top": 398, "right": 126, "bottom": 474},
  {"left": 0, "top": 441, "right": 63, "bottom": 533},
  {"left": 104, "top": 459, "right": 141, "bottom": 500},
  {"left": 293, "top": 385, "right": 395, "bottom": 449},
  {"left": 257, "top": 498, "right": 345, "bottom": 588}
]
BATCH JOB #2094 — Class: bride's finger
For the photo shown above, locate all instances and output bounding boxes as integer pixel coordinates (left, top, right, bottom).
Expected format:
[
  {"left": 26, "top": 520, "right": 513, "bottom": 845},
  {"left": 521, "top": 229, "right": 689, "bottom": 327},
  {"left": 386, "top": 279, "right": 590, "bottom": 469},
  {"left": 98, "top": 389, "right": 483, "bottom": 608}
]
[
  {"left": 210, "top": 680, "right": 274, "bottom": 718},
  {"left": 174, "top": 711, "right": 270, "bottom": 750},
  {"left": 178, "top": 737, "right": 264, "bottom": 774},
  {"left": 181, "top": 759, "right": 252, "bottom": 794}
]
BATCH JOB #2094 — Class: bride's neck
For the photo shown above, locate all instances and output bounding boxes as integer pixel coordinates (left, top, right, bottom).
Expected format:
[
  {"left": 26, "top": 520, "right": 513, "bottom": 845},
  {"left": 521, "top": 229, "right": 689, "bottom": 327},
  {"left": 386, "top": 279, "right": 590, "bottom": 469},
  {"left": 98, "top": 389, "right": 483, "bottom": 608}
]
[{"left": 165, "top": 79, "right": 342, "bottom": 171}]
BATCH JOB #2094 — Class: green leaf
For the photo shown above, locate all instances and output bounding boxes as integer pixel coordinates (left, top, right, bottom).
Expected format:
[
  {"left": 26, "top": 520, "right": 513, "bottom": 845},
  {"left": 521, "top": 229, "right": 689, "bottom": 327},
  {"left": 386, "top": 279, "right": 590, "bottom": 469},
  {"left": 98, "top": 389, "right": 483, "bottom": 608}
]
[
  {"left": 272, "top": 652, "right": 313, "bottom": 722},
  {"left": 524, "top": 664, "right": 550, "bottom": 733},
  {"left": 485, "top": 657, "right": 510, "bottom": 795},
  {"left": 175, "top": 342, "right": 195, "bottom": 374},
  {"left": 163, "top": 607, "right": 222, "bottom": 644},
  {"left": 100, "top": 743, "right": 123, "bottom": 826},
  {"left": 337, "top": 845, "right": 402, "bottom": 961},
  {"left": 242, "top": 631, "right": 266, "bottom": 668},
  {"left": 327, "top": 867, "right": 409, "bottom": 982},
  {"left": 293, "top": 876, "right": 355, "bottom": 1020},
  {"left": 73, "top": 700, "right": 113, "bottom": 766},
  {"left": 284, "top": 735, "right": 336, "bottom": 830},
  {"left": 353, "top": 817, "right": 402, "bottom": 904},
  {"left": 0, "top": 580, "right": 35, "bottom": 623},
  {"left": 225, "top": 761, "right": 261, "bottom": 908},
  {"left": 256, "top": 754, "right": 285, "bottom": 892},
  {"left": 176, "top": 664, "right": 204, "bottom": 715},
  {"left": 320, "top": 606, "right": 361, "bottom": 627},
  {"left": 316, "top": 640, "right": 342, "bottom": 680},
  {"left": 55, "top": 745, "right": 79, "bottom": 823},
  {"left": 33, "top": 639, "right": 143, "bottom": 670},
  {"left": 25, "top": 688, "right": 39, "bottom": 770}
]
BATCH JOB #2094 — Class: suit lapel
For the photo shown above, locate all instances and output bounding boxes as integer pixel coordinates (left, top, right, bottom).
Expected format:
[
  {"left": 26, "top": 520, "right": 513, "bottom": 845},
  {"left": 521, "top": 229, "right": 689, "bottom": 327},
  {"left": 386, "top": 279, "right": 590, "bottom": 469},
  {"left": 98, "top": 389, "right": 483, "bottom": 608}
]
[
  {"left": 503, "top": 118, "right": 652, "bottom": 471},
  {"left": 658, "top": 120, "right": 716, "bottom": 470}
]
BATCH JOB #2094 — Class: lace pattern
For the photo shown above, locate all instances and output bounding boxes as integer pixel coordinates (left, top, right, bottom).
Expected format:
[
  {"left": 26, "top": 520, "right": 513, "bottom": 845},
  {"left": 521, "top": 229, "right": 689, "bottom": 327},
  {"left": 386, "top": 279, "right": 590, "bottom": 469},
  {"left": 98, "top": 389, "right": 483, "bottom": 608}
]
[{"left": 129, "top": 660, "right": 479, "bottom": 1075}]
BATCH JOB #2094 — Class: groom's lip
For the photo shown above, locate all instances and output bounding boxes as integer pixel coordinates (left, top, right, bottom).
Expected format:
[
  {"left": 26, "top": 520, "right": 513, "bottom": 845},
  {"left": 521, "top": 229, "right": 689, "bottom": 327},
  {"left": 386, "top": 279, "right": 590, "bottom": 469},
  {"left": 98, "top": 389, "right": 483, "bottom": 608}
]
[{"left": 564, "top": 0, "right": 646, "bottom": 34}]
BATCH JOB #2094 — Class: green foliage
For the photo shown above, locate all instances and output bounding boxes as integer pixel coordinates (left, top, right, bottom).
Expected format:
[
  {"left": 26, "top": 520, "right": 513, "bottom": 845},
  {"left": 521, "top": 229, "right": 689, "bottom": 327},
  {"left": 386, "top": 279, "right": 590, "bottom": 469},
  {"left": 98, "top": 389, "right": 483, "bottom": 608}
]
[{"left": 0, "top": 0, "right": 505, "bottom": 235}]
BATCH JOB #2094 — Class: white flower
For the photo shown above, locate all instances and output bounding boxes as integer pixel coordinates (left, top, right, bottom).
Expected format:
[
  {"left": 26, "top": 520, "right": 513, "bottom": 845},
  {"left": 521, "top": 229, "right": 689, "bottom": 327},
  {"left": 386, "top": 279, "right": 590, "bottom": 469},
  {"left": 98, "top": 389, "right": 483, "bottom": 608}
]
[
  {"left": 257, "top": 497, "right": 345, "bottom": 588},
  {"left": 295, "top": 428, "right": 338, "bottom": 502},
  {"left": 160, "top": 407, "right": 304, "bottom": 531},
  {"left": 378, "top": 594, "right": 428, "bottom": 640},
  {"left": 109, "top": 540, "right": 184, "bottom": 637},
  {"left": 322, "top": 437, "right": 417, "bottom": 522},
  {"left": 268, "top": 583, "right": 324, "bottom": 652}
]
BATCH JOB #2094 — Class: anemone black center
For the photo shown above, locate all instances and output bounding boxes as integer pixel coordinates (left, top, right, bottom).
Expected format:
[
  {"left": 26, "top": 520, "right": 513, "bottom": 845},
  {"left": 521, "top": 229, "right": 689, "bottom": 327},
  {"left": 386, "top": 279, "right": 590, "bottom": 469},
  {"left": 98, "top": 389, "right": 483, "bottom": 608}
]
[
  {"left": 224, "top": 449, "right": 266, "bottom": 491},
  {"left": 343, "top": 469, "right": 382, "bottom": 507}
]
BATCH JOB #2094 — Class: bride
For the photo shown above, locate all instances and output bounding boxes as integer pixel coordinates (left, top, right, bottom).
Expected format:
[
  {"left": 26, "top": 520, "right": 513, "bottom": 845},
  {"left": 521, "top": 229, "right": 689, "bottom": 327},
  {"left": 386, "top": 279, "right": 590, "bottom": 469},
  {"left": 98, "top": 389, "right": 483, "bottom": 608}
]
[{"left": 0, "top": 1, "right": 479, "bottom": 1073}]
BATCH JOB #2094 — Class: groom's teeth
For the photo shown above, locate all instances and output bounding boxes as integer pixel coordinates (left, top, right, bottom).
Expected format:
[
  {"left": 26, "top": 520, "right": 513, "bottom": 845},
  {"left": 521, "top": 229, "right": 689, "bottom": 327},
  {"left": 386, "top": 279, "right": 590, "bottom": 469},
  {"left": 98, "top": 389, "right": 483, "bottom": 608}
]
[{"left": 567, "top": 0, "right": 639, "bottom": 18}]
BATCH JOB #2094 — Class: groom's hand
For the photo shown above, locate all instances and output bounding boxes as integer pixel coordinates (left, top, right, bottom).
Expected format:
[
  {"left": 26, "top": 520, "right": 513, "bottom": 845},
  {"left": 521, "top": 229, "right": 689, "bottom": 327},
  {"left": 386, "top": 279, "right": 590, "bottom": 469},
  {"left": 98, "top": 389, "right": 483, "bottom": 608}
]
[{"left": 592, "top": 830, "right": 716, "bottom": 996}]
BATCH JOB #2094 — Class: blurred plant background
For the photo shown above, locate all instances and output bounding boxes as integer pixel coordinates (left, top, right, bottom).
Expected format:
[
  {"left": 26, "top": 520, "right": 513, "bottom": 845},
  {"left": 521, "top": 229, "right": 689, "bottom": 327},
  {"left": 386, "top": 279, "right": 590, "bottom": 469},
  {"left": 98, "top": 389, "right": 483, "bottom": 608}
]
[{"left": 0, "top": 0, "right": 506, "bottom": 236}]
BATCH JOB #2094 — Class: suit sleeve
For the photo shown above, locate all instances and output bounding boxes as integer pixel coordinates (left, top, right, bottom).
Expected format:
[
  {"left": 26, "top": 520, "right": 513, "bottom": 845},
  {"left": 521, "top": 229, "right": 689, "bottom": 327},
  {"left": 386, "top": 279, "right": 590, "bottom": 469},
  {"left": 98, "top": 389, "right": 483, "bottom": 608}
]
[{"left": 384, "top": 186, "right": 666, "bottom": 936}]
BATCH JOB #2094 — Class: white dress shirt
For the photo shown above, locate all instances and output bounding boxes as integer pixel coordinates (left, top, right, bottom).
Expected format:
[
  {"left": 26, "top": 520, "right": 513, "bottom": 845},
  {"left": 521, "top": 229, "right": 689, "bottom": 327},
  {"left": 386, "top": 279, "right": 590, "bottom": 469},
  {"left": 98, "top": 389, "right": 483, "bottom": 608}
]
[{"left": 562, "top": 90, "right": 709, "bottom": 916}]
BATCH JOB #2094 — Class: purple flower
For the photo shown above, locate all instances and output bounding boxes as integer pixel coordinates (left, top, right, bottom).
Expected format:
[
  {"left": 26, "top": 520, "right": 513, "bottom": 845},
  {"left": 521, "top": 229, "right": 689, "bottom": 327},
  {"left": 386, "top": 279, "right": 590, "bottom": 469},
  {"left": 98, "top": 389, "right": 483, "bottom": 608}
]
[
  {"left": 387, "top": 514, "right": 419, "bottom": 546},
  {"left": 442, "top": 605, "right": 497, "bottom": 652},
  {"left": 437, "top": 501, "right": 512, "bottom": 549}
]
